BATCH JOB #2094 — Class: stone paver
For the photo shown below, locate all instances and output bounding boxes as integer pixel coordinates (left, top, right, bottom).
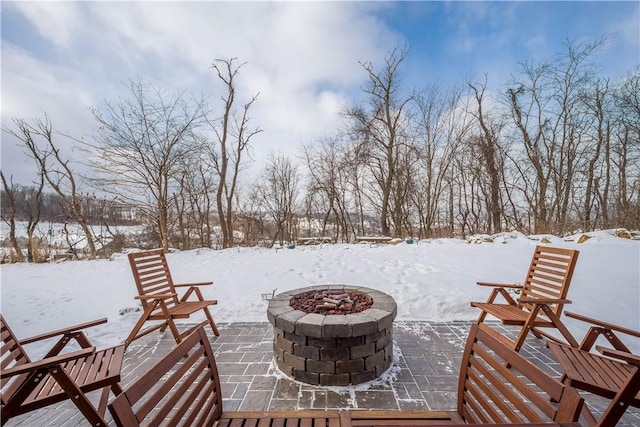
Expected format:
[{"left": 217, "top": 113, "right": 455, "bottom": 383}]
[{"left": 6, "top": 321, "right": 640, "bottom": 426}]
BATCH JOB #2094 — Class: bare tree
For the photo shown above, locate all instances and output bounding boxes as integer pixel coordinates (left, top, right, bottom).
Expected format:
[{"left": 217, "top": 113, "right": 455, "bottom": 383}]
[
  {"left": 175, "top": 151, "right": 215, "bottom": 248},
  {"left": 236, "top": 187, "right": 267, "bottom": 246},
  {"left": 468, "top": 76, "right": 506, "bottom": 233},
  {"left": 412, "top": 84, "right": 469, "bottom": 238},
  {"left": 208, "top": 58, "right": 262, "bottom": 248},
  {"left": 89, "top": 79, "right": 206, "bottom": 251},
  {"left": 343, "top": 46, "right": 414, "bottom": 237},
  {"left": 506, "top": 38, "right": 606, "bottom": 234},
  {"left": 303, "top": 137, "right": 356, "bottom": 241},
  {"left": 612, "top": 69, "right": 640, "bottom": 229},
  {"left": 23, "top": 175, "right": 46, "bottom": 262},
  {"left": 0, "top": 172, "right": 25, "bottom": 261},
  {"left": 256, "top": 154, "right": 300, "bottom": 247},
  {"left": 7, "top": 115, "right": 97, "bottom": 257},
  {"left": 579, "top": 78, "right": 611, "bottom": 230}
]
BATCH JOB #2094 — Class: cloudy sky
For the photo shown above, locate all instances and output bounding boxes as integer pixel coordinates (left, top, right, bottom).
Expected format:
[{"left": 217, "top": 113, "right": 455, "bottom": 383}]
[{"left": 2, "top": 1, "right": 639, "bottom": 187}]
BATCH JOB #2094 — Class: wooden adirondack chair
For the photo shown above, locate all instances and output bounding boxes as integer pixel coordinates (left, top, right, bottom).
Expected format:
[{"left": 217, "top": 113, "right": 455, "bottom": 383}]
[
  {"left": 350, "top": 324, "right": 584, "bottom": 425},
  {"left": 124, "top": 249, "right": 220, "bottom": 347},
  {"left": 471, "top": 245, "right": 580, "bottom": 352},
  {"left": 110, "top": 326, "right": 344, "bottom": 427},
  {"left": 1, "top": 315, "right": 124, "bottom": 426},
  {"left": 548, "top": 312, "right": 640, "bottom": 427}
]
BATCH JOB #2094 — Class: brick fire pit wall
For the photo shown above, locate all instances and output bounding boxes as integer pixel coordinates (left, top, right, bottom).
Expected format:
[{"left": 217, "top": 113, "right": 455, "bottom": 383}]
[{"left": 267, "top": 285, "right": 397, "bottom": 386}]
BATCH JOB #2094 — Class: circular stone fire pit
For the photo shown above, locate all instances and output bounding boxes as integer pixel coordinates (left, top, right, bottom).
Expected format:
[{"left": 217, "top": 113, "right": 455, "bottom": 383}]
[{"left": 267, "top": 285, "right": 397, "bottom": 386}]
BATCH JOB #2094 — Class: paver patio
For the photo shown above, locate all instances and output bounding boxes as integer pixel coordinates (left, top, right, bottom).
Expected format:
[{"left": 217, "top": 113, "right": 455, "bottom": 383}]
[{"left": 6, "top": 321, "right": 640, "bottom": 426}]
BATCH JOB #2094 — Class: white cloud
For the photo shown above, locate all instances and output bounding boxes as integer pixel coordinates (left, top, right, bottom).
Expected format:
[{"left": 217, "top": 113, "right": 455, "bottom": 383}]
[
  {"left": 1, "top": 45, "right": 96, "bottom": 125},
  {"left": 1, "top": 42, "right": 100, "bottom": 185},
  {"left": 608, "top": 4, "right": 640, "bottom": 48},
  {"left": 10, "top": 2, "right": 85, "bottom": 48},
  {"left": 2, "top": 2, "right": 401, "bottom": 185}
]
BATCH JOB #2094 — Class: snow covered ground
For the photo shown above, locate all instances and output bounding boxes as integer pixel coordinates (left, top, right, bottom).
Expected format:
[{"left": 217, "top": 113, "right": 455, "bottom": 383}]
[{"left": 1, "top": 230, "right": 638, "bottom": 359}]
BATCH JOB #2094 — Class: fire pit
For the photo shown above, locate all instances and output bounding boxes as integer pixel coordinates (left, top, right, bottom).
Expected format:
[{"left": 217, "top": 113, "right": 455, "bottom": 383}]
[{"left": 267, "top": 285, "right": 397, "bottom": 386}]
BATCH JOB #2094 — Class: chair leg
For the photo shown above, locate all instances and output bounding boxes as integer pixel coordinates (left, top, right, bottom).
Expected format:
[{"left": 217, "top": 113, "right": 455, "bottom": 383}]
[
  {"left": 597, "top": 368, "right": 640, "bottom": 427},
  {"left": 160, "top": 308, "right": 183, "bottom": 345},
  {"left": 49, "top": 366, "right": 109, "bottom": 427},
  {"left": 540, "top": 305, "right": 579, "bottom": 347},
  {"left": 204, "top": 307, "right": 220, "bottom": 336},
  {"left": 580, "top": 403, "right": 598, "bottom": 427},
  {"left": 124, "top": 304, "right": 158, "bottom": 347},
  {"left": 511, "top": 329, "right": 529, "bottom": 358},
  {"left": 513, "top": 307, "right": 541, "bottom": 353},
  {"left": 97, "top": 382, "right": 123, "bottom": 418},
  {"left": 475, "top": 309, "right": 488, "bottom": 325},
  {"left": 98, "top": 387, "right": 110, "bottom": 418},
  {"left": 550, "top": 374, "right": 572, "bottom": 403}
]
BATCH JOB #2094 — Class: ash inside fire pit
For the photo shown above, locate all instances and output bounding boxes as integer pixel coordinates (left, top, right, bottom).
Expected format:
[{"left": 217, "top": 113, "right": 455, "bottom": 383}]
[{"left": 290, "top": 289, "right": 373, "bottom": 315}]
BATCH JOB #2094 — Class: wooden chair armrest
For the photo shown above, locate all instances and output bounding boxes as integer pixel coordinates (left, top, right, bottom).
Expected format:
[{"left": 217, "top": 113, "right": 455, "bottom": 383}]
[
  {"left": 565, "top": 311, "right": 640, "bottom": 338},
  {"left": 19, "top": 318, "right": 107, "bottom": 345},
  {"left": 134, "top": 293, "right": 177, "bottom": 300},
  {"left": 596, "top": 345, "right": 640, "bottom": 365},
  {"left": 476, "top": 282, "right": 523, "bottom": 289},
  {"left": 518, "top": 298, "right": 572, "bottom": 305},
  {"left": 1, "top": 347, "right": 96, "bottom": 377},
  {"left": 174, "top": 281, "right": 213, "bottom": 287}
]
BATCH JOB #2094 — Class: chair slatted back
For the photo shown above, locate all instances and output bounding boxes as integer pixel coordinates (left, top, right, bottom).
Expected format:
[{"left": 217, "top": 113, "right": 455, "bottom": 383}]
[
  {"left": 519, "top": 246, "right": 579, "bottom": 316},
  {"left": 1, "top": 315, "right": 32, "bottom": 406},
  {"left": 108, "top": 327, "right": 222, "bottom": 426},
  {"left": 128, "top": 250, "right": 180, "bottom": 313},
  {"left": 458, "top": 325, "right": 583, "bottom": 424}
]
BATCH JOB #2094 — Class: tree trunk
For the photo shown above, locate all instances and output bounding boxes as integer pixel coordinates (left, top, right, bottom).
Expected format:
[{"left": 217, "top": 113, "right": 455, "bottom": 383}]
[{"left": 0, "top": 172, "right": 25, "bottom": 262}]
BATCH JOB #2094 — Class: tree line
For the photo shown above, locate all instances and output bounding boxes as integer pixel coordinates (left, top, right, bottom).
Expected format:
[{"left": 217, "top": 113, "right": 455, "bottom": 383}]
[
  {"left": 0, "top": 181, "right": 141, "bottom": 262},
  {"left": 2, "top": 40, "right": 639, "bottom": 261},
  {"left": 308, "top": 40, "right": 639, "bottom": 241}
]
